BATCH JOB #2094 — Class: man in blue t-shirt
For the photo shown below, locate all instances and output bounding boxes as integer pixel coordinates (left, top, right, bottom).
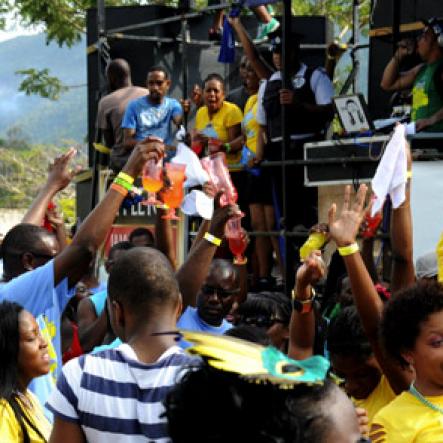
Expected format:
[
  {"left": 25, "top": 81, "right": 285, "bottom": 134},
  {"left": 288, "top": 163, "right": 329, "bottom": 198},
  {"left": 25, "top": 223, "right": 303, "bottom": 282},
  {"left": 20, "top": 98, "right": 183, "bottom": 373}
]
[
  {"left": 122, "top": 66, "right": 185, "bottom": 150},
  {"left": 177, "top": 259, "right": 238, "bottom": 347}
]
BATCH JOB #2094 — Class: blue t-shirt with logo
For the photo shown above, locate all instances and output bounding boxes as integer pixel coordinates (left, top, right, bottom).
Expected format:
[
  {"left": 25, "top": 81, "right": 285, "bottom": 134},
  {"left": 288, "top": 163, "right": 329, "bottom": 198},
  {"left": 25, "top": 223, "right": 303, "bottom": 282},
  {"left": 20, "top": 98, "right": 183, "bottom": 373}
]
[
  {"left": 177, "top": 306, "right": 232, "bottom": 348},
  {"left": 0, "top": 260, "right": 72, "bottom": 421},
  {"left": 122, "top": 95, "right": 182, "bottom": 145}
]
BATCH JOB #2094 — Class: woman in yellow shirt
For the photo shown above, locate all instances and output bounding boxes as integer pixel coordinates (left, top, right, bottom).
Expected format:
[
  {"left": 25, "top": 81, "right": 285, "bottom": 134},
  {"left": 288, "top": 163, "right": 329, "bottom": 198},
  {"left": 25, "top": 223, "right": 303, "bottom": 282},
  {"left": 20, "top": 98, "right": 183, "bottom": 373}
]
[
  {"left": 0, "top": 301, "right": 52, "bottom": 442},
  {"left": 194, "top": 73, "right": 243, "bottom": 170},
  {"left": 370, "top": 281, "right": 443, "bottom": 442},
  {"left": 194, "top": 73, "right": 246, "bottom": 213}
]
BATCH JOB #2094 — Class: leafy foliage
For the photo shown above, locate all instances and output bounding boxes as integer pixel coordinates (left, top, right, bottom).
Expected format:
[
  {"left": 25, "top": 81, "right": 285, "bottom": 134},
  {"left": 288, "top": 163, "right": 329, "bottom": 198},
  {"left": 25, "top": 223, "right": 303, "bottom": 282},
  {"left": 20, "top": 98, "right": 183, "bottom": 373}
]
[
  {"left": 291, "top": 0, "right": 370, "bottom": 33},
  {"left": 16, "top": 68, "right": 69, "bottom": 100},
  {"left": 2, "top": 0, "right": 140, "bottom": 47}
]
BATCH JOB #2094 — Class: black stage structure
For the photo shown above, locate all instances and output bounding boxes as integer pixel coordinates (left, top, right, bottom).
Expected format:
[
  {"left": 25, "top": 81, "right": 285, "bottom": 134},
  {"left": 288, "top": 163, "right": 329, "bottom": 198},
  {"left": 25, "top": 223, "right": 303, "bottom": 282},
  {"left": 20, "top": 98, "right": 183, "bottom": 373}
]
[{"left": 84, "top": 0, "right": 442, "bottom": 295}]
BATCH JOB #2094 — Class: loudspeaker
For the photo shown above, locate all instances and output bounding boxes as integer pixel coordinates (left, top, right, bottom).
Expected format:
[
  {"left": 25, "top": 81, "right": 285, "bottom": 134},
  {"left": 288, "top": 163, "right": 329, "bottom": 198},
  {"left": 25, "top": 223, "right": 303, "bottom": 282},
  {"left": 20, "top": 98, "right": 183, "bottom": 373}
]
[
  {"left": 368, "top": 0, "right": 442, "bottom": 119},
  {"left": 303, "top": 135, "right": 389, "bottom": 187},
  {"left": 86, "top": 6, "right": 332, "bottom": 164}
]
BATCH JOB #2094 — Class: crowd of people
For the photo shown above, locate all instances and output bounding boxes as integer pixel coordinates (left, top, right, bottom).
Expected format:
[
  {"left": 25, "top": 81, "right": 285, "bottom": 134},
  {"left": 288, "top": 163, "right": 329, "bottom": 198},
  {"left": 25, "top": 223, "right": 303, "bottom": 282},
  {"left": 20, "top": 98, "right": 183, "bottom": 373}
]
[{"left": 1, "top": 10, "right": 443, "bottom": 443}]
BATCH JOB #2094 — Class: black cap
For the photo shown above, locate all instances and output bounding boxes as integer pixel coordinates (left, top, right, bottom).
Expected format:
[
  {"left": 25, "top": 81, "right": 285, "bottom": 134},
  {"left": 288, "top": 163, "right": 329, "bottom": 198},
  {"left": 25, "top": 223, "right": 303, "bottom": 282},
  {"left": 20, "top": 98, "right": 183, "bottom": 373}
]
[
  {"left": 270, "top": 30, "right": 304, "bottom": 53},
  {"left": 421, "top": 17, "right": 443, "bottom": 36}
]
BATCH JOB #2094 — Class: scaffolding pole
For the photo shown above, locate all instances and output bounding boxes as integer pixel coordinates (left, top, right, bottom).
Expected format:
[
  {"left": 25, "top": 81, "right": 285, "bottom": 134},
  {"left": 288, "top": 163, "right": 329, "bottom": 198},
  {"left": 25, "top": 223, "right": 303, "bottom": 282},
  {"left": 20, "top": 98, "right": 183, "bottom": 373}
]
[
  {"left": 90, "top": 0, "right": 107, "bottom": 211},
  {"left": 281, "top": 0, "right": 292, "bottom": 297}
]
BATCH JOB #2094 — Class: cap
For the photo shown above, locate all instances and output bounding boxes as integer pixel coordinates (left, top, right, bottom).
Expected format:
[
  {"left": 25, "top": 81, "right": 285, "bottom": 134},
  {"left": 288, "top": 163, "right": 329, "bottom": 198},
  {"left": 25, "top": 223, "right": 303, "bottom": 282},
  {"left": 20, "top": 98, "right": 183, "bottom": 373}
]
[
  {"left": 421, "top": 17, "right": 443, "bottom": 36},
  {"left": 415, "top": 251, "right": 438, "bottom": 279},
  {"left": 270, "top": 29, "right": 304, "bottom": 53}
]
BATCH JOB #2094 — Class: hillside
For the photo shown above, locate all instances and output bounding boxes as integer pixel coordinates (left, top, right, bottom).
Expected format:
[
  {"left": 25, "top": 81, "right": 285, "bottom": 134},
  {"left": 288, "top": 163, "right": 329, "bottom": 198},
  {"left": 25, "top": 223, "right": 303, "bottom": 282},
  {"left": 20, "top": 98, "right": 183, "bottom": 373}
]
[{"left": 0, "top": 34, "right": 87, "bottom": 144}]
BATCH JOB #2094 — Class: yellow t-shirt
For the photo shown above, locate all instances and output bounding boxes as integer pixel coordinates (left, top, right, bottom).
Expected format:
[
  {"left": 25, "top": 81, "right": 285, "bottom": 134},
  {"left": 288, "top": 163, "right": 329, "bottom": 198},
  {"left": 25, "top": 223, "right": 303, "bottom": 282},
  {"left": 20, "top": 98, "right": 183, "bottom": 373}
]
[
  {"left": 370, "top": 391, "right": 443, "bottom": 442},
  {"left": 354, "top": 375, "right": 396, "bottom": 425},
  {"left": 195, "top": 100, "right": 243, "bottom": 170},
  {"left": 243, "top": 94, "right": 259, "bottom": 155},
  {"left": 0, "top": 391, "right": 51, "bottom": 442}
]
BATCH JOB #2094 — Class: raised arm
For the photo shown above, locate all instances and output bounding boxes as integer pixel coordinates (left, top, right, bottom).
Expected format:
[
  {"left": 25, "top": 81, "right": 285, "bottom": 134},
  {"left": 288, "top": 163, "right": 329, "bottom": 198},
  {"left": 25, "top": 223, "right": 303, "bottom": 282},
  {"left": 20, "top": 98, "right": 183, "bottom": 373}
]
[
  {"left": 176, "top": 203, "right": 238, "bottom": 311},
  {"left": 390, "top": 140, "right": 415, "bottom": 293},
  {"left": 288, "top": 251, "right": 325, "bottom": 360},
  {"left": 155, "top": 207, "right": 176, "bottom": 269},
  {"left": 380, "top": 41, "right": 422, "bottom": 91},
  {"left": 22, "top": 148, "right": 77, "bottom": 226},
  {"left": 54, "top": 138, "right": 164, "bottom": 288},
  {"left": 46, "top": 206, "right": 68, "bottom": 251},
  {"left": 328, "top": 185, "right": 411, "bottom": 393},
  {"left": 228, "top": 16, "right": 273, "bottom": 80}
]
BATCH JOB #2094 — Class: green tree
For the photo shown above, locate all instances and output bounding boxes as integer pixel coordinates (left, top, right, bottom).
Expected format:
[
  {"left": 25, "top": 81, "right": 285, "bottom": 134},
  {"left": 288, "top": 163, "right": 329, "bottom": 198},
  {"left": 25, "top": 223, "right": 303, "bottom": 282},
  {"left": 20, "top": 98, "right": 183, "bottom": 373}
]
[{"left": 16, "top": 68, "right": 69, "bottom": 100}]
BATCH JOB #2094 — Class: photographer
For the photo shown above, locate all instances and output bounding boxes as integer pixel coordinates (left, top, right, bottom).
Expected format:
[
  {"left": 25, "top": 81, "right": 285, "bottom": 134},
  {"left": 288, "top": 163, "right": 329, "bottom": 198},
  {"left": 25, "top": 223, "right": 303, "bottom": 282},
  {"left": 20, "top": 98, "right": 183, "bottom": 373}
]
[{"left": 381, "top": 17, "right": 443, "bottom": 133}]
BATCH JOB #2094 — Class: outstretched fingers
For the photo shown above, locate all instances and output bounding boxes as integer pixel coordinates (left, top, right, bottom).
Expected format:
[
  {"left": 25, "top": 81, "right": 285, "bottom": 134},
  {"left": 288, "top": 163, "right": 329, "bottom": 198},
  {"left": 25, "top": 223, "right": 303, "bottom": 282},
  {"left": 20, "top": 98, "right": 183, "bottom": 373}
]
[
  {"left": 328, "top": 202, "right": 337, "bottom": 228},
  {"left": 353, "top": 184, "right": 368, "bottom": 214},
  {"left": 341, "top": 185, "right": 351, "bottom": 214}
]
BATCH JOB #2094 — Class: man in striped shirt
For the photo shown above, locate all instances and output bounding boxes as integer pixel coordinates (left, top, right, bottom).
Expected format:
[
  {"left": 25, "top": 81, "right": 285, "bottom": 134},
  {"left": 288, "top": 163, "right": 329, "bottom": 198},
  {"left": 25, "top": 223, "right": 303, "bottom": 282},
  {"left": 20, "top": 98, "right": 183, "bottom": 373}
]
[{"left": 47, "top": 247, "right": 197, "bottom": 442}]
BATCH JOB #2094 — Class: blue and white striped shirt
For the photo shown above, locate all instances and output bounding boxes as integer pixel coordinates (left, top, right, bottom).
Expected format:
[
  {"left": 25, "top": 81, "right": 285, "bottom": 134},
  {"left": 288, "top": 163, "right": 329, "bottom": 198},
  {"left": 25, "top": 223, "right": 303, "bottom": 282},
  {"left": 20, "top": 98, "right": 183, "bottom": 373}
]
[{"left": 47, "top": 343, "right": 195, "bottom": 442}]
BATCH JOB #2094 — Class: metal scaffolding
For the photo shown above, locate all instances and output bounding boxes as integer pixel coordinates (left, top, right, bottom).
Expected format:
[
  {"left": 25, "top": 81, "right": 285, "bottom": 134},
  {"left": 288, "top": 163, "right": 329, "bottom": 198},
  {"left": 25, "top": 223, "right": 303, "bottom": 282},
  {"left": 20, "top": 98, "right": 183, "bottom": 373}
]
[{"left": 90, "top": 0, "right": 367, "bottom": 296}]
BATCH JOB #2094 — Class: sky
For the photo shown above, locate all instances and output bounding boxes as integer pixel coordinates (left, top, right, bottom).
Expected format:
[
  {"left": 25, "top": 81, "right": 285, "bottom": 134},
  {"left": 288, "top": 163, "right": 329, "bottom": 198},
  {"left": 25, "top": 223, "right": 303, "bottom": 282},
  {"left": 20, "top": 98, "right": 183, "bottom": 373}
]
[{"left": 0, "top": 13, "right": 41, "bottom": 43}]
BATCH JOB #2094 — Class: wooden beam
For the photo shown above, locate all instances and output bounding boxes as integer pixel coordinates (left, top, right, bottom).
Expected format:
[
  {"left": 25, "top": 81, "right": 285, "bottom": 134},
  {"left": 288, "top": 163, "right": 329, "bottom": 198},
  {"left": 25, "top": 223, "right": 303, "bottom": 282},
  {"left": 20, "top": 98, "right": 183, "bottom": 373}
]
[{"left": 369, "top": 21, "right": 424, "bottom": 38}]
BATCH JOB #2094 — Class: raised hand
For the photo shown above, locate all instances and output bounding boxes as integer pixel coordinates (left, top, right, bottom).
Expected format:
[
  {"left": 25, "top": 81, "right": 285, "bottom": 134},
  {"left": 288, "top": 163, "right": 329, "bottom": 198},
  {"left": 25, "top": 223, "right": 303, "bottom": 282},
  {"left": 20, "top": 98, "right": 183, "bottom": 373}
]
[
  {"left": 47, "top": 147, "right": 79, "bottom": 192},
  {"left": 328, "top": 184, "right": 369, "bottom": 247},
  {"left": 46, "top": 206, "right": 64, "bottom": 229},
  {"left": 395, "top": 38, "right": 415, "bottom": 59},
  {"left": 296, "top": 250, "right": 325, "bottom": 293},
  {"left": 202, "top": 181, "right": 217, "bottom": 199},
  {"left": 124, "top": 137, "right": 165, "bottom": 178},
  {"left": 208, "top": 192, "right": 240, "bottom": 239}
]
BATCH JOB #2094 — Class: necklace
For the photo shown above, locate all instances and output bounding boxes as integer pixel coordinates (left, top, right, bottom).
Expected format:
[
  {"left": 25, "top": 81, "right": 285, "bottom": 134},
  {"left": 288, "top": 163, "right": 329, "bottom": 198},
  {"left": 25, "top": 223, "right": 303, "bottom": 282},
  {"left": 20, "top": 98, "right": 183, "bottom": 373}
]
[{"left": 409, "top": 382, "right": 443, "bottom": 414}]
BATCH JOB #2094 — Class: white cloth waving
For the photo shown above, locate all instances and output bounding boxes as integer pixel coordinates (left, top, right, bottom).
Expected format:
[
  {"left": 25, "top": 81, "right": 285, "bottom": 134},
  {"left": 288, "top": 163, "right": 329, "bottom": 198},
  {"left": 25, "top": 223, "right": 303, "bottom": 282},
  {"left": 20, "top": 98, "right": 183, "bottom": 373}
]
[{"left": 371, "top": 124, "right": 407, "bottom": 216}]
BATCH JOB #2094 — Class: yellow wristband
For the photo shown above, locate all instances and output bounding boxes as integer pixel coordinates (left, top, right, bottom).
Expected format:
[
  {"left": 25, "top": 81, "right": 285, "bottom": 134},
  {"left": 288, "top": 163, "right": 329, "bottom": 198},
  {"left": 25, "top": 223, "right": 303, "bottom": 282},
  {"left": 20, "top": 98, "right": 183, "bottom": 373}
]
[
  {"left": 204, "top": 232, "right": 222, "bottom": 247},
  {"left": 407, "top": 170, "right": 412, "bottom": 179},
  {"left": 338, "top": 242, "right": 359, "bottom": 257},
  {"left": 117, "top": 171, "right": 135, "bottom": 185}
]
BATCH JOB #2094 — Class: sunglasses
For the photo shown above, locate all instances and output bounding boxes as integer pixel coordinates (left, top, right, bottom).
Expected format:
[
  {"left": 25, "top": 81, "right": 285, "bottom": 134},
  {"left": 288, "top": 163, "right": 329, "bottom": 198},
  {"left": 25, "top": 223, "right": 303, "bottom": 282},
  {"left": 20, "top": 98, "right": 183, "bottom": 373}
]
[
  {"left": 30, "top": 251, "right": 56, "bottom": 260},
  {"left": 148, "top": 80, "right": 166, "bottom": 86},
  {"left": 240, "top": 314, "right": 285, "bottom": 328},
  {"left": 201, "top": 285, "right": 240, "bottom": 299}
]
